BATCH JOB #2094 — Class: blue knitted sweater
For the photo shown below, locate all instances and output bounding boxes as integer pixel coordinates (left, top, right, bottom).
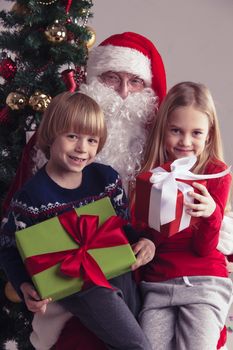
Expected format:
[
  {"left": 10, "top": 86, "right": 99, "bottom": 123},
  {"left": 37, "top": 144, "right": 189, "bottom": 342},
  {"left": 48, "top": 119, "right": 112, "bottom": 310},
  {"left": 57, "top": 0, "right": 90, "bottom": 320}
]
[{"left": 0, "top": 162, "right": 131, "bottom": 296}]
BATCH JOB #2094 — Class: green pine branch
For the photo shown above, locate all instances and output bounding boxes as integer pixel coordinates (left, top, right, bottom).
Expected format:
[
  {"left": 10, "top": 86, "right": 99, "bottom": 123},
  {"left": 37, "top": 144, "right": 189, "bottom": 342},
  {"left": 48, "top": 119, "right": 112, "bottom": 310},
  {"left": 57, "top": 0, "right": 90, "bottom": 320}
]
[{"left": 0, "top": 1, "right": 94, "bottom": 345}]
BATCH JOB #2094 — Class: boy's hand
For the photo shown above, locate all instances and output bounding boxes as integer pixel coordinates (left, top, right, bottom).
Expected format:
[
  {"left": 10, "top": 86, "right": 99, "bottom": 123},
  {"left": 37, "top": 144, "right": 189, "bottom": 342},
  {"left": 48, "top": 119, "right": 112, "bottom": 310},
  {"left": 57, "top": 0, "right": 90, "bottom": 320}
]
[
  {"left": 131, "top": 238, "right": 155, "bottom": 271},
  {"left": 20, "top": 282, "right": 52, "bottom": 314},
  {"left": 185, "top": 182, "right": 216, "bottom": 218}
]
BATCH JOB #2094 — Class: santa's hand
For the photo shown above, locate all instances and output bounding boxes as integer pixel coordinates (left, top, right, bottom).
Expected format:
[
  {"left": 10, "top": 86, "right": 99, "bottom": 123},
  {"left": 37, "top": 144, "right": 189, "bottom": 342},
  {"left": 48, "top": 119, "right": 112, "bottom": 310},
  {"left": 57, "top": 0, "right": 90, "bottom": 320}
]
[
  {"left": 185, "top": 182, "right": 216, "bottom": 218},
  {"left": 20, "top": 282, "right": 52, "bottom": 314},
  {"left": 131, "top": 238, "right": 155, "bottom": 271}
]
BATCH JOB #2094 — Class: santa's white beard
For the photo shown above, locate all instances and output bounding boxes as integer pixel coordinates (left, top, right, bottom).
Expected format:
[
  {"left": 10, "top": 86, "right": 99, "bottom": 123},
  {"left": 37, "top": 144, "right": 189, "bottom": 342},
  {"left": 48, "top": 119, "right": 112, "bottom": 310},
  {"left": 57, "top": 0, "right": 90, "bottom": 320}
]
[{"left": 80, "top": 78, "right": 158, "bottom": 193}]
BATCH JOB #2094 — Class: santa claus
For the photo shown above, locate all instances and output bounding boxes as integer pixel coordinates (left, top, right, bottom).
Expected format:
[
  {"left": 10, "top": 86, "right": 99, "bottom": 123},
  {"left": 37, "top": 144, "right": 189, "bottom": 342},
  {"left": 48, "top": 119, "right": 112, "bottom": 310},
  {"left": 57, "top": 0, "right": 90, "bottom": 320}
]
[{"left": 81, "top": 32, "right": 166, "bottom": 197}]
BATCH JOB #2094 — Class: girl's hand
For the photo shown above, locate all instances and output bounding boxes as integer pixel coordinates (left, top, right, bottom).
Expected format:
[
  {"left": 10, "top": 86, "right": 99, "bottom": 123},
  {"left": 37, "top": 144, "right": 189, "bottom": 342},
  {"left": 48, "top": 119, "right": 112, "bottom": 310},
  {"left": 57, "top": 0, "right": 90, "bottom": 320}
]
[
  {"left": 20, "top": 282, "right": 52, "bottom": 314},
  {"left": 131, "top": 238, "right": 155, "bottom": 271},
  {"left": 185, "top": 182, "right": 216, "bottom": 218}
]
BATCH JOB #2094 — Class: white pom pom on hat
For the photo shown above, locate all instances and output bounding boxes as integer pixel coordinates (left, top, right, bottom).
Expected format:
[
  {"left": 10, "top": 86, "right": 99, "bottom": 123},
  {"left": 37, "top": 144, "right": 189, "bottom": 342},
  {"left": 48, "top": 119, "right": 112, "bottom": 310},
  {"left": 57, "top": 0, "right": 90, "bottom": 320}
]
[{"left": 86, "top": 31, "right": 167, "bottom": 105}]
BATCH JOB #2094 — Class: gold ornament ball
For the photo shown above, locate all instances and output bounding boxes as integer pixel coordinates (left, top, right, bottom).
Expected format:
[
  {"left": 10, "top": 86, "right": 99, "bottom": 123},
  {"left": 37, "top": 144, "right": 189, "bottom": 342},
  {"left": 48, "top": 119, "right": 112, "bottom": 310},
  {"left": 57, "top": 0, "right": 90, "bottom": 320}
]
[
  {"left": 86, "top": 27, "right": 96, "bottom": 49},
  {"left": 6, "top": 92, "right": 28, "bottom": 110},
  {"left": 45, "top": 21, "right": 67, "bottom": 43},
  {"left": 79, "top": 8, "right": 88, "bottom": 16},
  {"left": 5, "top": 281, "right": 21, "bottom": 303},
  {"left": 29, "top": 91, "right": 52, "bottom": 112}
]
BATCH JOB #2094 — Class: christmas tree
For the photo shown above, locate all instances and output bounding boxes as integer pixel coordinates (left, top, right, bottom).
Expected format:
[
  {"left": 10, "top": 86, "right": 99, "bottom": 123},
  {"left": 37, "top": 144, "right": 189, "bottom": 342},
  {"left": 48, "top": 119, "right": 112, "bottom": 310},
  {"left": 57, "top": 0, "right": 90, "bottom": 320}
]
[
  {"left": 0, "top": 0, "right": 95, "bottom": 217},
  {"left": 0, "top": 0, "right": 94, "bottom": 348}
]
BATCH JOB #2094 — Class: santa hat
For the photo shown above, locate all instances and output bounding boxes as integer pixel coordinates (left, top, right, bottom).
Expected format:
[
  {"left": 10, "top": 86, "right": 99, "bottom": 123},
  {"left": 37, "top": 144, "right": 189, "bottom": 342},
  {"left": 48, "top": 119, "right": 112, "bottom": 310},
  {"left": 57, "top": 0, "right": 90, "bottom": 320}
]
[{"left": 86, "top": 31, "right": 167, "bottom": 104}]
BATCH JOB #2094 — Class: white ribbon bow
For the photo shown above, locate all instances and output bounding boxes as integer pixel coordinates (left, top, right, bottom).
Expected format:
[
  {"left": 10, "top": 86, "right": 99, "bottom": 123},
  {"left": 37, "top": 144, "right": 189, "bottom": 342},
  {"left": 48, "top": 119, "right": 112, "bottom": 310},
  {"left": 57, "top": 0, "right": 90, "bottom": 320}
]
[{"left": 148, "top": 156, "right": 231, "bottom": 232}]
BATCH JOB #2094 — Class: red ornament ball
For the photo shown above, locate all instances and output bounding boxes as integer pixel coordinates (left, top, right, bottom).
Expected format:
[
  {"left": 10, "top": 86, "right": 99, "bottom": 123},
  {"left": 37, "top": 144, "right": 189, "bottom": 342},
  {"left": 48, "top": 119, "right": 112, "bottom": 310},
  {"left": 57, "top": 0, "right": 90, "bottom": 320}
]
[
  {"left": 0, "top": 57, "right": 17, "bottom": 80},
  {"left": 0, "top": 106, "right": 11, "bottom": 124}
]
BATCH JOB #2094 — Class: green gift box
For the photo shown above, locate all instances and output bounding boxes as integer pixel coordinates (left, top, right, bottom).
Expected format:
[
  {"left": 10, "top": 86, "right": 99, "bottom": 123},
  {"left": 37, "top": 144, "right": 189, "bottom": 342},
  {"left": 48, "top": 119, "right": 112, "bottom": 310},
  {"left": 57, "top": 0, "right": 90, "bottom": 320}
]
[{"left": 16, "top": 197, "right": 136, "bottom": 301}]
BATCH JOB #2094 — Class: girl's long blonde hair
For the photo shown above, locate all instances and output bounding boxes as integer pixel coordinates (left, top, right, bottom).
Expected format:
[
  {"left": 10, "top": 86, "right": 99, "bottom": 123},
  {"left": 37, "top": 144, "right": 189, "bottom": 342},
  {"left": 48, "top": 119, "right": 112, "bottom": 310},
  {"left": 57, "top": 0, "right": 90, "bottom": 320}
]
[{"left": 142, "top": 81, "right": 224, "bottom": 174}]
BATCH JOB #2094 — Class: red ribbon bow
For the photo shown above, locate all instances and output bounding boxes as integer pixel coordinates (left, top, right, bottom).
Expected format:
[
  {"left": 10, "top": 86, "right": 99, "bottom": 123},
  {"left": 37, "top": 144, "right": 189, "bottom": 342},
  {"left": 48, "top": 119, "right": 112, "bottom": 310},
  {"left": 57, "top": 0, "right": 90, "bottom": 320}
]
[{"left": 25, "top": 211, "right": 128, "bottom": 290}]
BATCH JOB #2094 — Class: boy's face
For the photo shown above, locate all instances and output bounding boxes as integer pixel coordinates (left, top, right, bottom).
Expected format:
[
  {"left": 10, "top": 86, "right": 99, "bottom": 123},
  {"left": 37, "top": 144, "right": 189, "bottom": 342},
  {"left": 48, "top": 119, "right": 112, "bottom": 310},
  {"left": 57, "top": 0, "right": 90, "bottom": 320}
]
[{"left": 48, "top": 132, "right": 99, "bottom": 178}]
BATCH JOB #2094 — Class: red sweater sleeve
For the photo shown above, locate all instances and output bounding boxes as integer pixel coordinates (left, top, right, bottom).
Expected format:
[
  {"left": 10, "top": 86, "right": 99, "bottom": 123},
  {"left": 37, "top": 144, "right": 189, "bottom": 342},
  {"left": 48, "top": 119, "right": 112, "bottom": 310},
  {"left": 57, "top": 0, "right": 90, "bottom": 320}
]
[{"left": 192, "top": 161, "right": 232, "bottom": 256}]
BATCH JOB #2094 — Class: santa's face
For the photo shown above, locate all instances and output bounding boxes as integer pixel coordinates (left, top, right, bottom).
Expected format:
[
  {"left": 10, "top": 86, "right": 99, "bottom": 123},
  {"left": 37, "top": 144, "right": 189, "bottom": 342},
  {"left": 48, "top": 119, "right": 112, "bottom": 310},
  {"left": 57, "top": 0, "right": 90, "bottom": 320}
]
[
  {"left": 79, "top": 77, "right": 158, "bottom": 193},
  {"left": 99, "top": 71, "right": 145, "bottom": 99}
]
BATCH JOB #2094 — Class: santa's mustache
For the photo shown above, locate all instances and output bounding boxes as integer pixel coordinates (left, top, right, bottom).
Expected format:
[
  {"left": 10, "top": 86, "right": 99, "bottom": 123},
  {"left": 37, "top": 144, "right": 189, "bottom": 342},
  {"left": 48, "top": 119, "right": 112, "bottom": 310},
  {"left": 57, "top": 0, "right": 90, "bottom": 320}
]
[{"left": 79, "top": 77, "right": 158, "bottom": 125}]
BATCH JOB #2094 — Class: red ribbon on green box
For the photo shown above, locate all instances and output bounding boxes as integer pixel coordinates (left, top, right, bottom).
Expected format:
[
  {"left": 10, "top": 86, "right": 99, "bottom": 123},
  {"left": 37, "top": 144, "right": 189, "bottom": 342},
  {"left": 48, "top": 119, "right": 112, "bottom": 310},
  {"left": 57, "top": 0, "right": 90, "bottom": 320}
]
[
  {"left": 16, "top": 197, "right": 136, "bottom": 301},
  {"left": 25, "top": 211, "right": 128, "bottom": 291}
]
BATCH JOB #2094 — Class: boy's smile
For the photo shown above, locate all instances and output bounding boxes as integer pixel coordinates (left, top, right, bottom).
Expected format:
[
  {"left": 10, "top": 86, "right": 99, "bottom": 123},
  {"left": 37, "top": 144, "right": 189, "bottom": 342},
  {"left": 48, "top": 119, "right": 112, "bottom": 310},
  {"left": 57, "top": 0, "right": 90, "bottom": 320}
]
[{"left": 46, "top": 132, "right": 100, "bottom": 188}]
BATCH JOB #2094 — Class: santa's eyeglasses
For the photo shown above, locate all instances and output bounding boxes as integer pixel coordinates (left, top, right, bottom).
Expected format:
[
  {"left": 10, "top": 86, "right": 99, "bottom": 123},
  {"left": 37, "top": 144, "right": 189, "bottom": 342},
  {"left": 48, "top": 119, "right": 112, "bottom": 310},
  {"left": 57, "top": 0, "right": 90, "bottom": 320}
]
[{"left": 99, "top": 71, "right": 145, "bottom": 92}]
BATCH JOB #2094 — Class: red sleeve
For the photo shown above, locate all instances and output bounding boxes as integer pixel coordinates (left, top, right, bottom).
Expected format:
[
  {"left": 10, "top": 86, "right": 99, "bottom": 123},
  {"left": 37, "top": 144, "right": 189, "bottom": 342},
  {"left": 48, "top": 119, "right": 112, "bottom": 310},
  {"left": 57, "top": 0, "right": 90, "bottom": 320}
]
[
  {"left": 192, "top": 161, "right": 232, "bottom": 256},
  {"left": 2, "top": 132, "right": 37, "bottom": 216}
]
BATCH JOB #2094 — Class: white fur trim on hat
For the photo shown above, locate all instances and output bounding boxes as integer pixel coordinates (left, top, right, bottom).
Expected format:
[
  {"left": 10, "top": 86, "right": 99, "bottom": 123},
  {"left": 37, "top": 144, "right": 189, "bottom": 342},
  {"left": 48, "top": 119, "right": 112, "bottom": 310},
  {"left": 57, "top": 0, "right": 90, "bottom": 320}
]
[{"left": 86, "top": 45, "right": 152, "bottom": 86}]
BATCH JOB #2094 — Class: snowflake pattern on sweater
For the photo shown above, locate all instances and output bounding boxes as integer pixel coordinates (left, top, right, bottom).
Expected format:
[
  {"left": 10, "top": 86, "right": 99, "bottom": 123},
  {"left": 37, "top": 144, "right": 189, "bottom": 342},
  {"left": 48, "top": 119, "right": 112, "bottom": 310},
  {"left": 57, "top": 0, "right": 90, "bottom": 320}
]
[
  {"left": 0, "top": 162, "right": 129, "bottom": 248},
  {"left": 0, "top": 162, "right": 131, "bottom": 295}
]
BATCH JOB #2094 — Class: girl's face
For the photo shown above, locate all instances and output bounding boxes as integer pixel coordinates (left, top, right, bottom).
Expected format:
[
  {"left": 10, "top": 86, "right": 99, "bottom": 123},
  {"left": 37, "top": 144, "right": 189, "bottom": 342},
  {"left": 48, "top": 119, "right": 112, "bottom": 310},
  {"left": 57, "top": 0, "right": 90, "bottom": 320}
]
[
  {"left": 49, "top": 132, "right": 100, "bottom": 176},
  {"left": 164, "top": 105, "right": 209, "bottom": 161}
]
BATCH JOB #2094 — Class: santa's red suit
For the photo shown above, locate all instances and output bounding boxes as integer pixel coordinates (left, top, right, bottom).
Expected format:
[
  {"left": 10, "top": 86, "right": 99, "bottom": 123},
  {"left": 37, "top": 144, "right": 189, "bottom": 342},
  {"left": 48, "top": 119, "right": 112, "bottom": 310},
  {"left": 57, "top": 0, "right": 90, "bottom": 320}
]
[{"left": 2, "top": 32, "right": 227, "bottom": 350}]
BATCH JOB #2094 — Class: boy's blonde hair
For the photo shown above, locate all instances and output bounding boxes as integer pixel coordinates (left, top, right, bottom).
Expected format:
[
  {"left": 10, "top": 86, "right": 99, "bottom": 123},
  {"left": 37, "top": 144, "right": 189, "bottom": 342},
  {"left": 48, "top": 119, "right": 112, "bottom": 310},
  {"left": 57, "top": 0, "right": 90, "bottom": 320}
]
[
  {"left": 142, "top": 81, "right": 224, "bottom": 174},
  {"left": 37, "top": 92, "right": 107, "bottom": 158}
]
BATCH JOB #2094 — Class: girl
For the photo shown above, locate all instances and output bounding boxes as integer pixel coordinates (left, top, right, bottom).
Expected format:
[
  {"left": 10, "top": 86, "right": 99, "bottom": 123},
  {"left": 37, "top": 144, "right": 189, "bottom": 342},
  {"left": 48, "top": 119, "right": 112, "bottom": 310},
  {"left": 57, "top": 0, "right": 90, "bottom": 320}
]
[
  {"left": 0, "top": 92, "right": 153, "bottom": 350},
  {"left": 138, "top": 81, "right": 233, "bottom": 350}
]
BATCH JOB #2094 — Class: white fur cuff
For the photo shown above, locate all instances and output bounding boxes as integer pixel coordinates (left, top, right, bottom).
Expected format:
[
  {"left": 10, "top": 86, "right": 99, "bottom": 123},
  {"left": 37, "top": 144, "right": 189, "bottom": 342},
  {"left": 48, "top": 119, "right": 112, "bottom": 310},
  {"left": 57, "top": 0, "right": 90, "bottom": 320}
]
[{"left": 87, "top": 45, "right": 152, "bottom": 86}]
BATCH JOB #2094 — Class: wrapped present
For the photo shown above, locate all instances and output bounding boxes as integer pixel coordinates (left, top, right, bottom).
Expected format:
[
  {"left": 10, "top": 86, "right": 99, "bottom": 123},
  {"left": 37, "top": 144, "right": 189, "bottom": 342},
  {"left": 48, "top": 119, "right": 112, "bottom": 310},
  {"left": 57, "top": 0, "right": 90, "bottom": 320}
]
[
  {"left": 135, "top": 156, "right": 231, "bottom": 236},
  {"left": 16, "top": 197, "right": 136, "bottom": 301}
]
